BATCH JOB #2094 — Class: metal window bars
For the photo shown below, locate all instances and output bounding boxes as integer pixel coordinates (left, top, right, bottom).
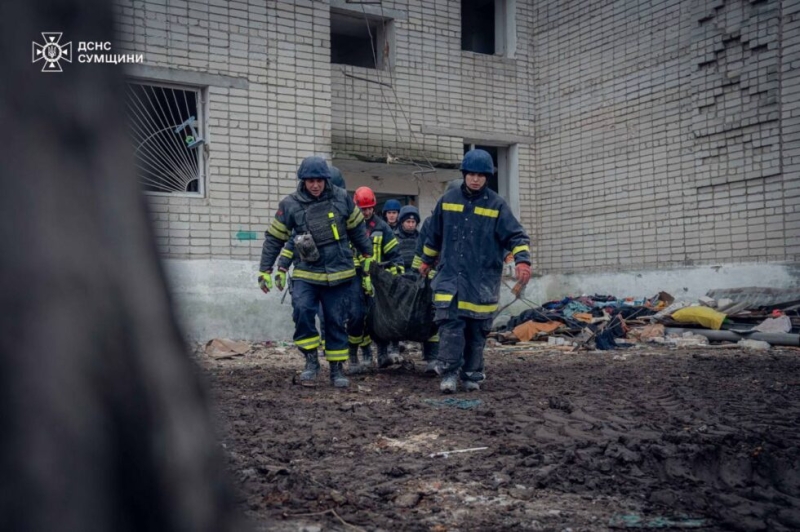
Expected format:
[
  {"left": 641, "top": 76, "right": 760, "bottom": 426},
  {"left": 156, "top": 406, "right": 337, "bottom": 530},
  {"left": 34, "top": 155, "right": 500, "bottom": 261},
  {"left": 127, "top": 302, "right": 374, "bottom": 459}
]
[{"left": 126, "top": 82, "right": 204, "bottom": 194}]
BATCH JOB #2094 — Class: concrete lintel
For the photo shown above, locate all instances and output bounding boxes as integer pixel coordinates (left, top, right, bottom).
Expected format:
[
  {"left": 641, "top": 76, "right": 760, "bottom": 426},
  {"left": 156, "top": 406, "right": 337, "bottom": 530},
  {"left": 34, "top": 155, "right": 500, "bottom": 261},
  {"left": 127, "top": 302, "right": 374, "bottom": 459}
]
[
  {"left": 330, "top": 0, "right": 407, "bottom": 21},
  {"left": 125, "top": 64, "right": 249, "bottom": 90},
  {"left": 422, "top": 125, "right": 534, "bottom": 146}
]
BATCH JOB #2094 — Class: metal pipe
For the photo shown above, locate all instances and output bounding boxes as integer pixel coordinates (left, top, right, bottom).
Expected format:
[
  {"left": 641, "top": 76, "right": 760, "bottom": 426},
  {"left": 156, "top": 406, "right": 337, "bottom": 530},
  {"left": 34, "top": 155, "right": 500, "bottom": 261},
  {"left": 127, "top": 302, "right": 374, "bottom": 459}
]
[{"left": 665, "top": 328, "right": 800, "bottom": 347}]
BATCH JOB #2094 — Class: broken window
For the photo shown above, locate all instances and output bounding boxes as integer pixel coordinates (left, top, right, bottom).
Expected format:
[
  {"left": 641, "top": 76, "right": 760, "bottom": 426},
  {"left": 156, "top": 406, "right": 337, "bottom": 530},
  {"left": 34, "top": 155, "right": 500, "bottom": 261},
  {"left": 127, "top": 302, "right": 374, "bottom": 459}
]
[
  {"left": 331, "top": 10, "right": 392, "bottom": 69},
  {"left": 125, "top": 81, "right": 205, "bottom": 195},
  {"left": 461, "top": 0, "right": 516, "bottom": 57}
]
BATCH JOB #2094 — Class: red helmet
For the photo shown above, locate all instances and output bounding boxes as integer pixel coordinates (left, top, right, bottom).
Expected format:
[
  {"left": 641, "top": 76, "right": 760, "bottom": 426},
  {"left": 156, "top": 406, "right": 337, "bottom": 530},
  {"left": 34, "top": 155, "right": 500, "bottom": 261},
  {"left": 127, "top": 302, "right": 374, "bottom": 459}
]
[{"left": 354, "top": 186, "right": 377, "bottom": 208}]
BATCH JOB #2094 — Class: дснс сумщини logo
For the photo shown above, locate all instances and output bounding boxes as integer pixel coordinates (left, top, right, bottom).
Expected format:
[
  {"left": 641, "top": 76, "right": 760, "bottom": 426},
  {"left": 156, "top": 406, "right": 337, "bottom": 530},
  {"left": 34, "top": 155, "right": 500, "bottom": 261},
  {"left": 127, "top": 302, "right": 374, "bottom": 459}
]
[{"left": 32, "top": 32, "right": 72, "bottom": 72}]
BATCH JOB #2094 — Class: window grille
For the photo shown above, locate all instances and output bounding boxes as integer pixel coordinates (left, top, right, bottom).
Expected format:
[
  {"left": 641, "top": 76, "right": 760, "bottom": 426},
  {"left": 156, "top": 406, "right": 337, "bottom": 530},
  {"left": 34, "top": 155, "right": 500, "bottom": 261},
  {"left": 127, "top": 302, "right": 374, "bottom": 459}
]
[{"left": 126, "top": 82, "right": 204, "bottom": 194}]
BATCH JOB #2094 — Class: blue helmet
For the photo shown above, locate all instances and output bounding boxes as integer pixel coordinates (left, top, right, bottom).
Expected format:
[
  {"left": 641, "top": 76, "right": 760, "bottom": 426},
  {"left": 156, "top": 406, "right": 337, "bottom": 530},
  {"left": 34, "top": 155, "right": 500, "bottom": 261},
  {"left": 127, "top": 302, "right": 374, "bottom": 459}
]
[
  {"left": 461, "top": 149, "right": 495, "bottom": 176},
  {"left": 398, "top": 205, "right": 420, "bottom": 225},
  {"left": 297, "top": 156, "right": 331, "bottom": 180},
  {"left": 329, "top": 166, "right": 346, "bottom": 189},
  {"left": 383, "top": 199, "right": 402, "bottom": 213}
]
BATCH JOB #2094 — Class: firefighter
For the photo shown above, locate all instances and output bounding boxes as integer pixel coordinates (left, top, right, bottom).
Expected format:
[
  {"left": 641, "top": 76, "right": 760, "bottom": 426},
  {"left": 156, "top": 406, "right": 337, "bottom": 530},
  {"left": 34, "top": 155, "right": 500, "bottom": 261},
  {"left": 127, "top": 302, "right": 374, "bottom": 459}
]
[
  {"left": 385, "top": 205, "right": 421, "bottom": 359},
  {"left": 382, "top": 198, "right": 402, "bottom": 231},
  {"left": 419, "top": 149, "right": 532, "bottom": 393},
  {"left": 350, "top": 186, "right": 404, "bottom": 371},
  {"left": 259, "top": 156, "right": 372, "bottom": 388},
  {"left": 274, "top": 166, "right": 349, "bottom": 349},
  {"left": 394, "top": 205, "right": 420, "bottom": 269}
]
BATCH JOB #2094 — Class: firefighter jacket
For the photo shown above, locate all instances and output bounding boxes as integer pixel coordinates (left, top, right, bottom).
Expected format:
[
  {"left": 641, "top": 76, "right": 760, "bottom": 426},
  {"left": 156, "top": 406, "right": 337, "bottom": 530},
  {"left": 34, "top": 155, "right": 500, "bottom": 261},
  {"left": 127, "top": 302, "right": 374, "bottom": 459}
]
[
  {"left": 260, "top": 181, "right": 372, "bottom": 286},
  {"left": 394, "top": 226, "right": 419, "bottom": 269},
  {"left": 357, "top": 215, "right": 402, "bottom": 270},
  {"left": 421, "top": 183, "right": 532, "bottom": 319}
]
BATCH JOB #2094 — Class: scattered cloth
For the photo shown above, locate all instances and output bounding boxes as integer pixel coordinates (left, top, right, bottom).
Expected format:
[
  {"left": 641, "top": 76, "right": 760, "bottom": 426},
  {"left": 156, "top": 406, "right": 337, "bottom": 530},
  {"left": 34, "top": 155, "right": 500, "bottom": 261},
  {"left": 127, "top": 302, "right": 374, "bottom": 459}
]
[
  {"left": 753, "top": 314, "right": 791, "bottom": 333},
  {"left": 563, "top": 300, "right": 591, "bottom": 319},
  {"left": 512, "top": 320, "right": 563, "bottom": 342},
  {"left": 671, "top": 306, "right": 727, "bottom": 330},
  {"left": 572, "top": 312, "right": 594, "bottom": 323},
  {"left": 627, "top": 323, "right": 666, "bottom": 342}
]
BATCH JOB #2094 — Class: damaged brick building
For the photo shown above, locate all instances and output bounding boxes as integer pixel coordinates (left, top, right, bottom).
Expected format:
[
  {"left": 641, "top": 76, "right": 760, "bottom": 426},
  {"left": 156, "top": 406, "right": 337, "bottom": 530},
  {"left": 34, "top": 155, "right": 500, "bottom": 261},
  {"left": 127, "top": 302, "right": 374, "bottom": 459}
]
[{"left": 115, "top": 0, "right": 800, "bottom": 340}]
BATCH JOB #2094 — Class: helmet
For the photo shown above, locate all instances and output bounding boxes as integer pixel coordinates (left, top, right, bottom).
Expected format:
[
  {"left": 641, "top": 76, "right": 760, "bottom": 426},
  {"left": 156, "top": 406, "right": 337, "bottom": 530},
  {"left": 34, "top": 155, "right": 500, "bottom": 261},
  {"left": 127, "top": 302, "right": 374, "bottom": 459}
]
[
  {"left": 297, "top": 156, "right": 331, "bottom": 180},
  {"left": 354, "top": 186, "right": 377, "bottom": 208},
  {"left": 460, "top": 149, "right": 495, "bottom": 176},
  {"left": 329, "top": 166, "right": 346, "bottom": 189},
  {"left": 398, "top": 205, "right": 420, "bottom": 225},
  {"left": 445, "top": 178, "right": 462, "bottom": 193},
  {"left": 382, "top": 199, "right": 402, "bottom": 213}
]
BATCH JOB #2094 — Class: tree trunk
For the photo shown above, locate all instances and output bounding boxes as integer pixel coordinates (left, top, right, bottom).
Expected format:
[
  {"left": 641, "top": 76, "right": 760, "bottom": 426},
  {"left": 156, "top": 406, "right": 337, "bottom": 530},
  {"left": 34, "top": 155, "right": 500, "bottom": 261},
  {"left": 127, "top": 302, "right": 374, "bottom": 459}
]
[{"left": 0, "top": 1, "right": 243, "bottom": 531}]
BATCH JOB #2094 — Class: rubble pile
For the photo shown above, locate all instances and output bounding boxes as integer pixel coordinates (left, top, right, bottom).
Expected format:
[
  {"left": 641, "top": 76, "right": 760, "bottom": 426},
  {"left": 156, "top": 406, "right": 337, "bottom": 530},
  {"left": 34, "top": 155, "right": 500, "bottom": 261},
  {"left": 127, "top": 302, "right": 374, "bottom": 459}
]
[{"left": 492, "top": 287, "right": 800, "bottom": 351}]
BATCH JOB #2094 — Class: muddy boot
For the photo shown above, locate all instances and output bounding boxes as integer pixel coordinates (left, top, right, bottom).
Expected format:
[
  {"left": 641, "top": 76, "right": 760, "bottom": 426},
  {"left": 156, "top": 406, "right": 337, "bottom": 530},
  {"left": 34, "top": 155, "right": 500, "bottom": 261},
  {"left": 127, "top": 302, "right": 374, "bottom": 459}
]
[
  {"left": 299, "top": 350, "right": 320, "bottom": 386},
  {"left": 440, "top": 372, "right": 458, "bottom": 394},
  {"left": 361, "top": 344, "right": 373, "bottom": 369},
  {"left": 347, "top": 344, "right": 363, "bottom": 375},
  {"left": 462, "top": 380, "right": 480, "bottom": 392},
  {"left": 330, "top": 361, "right": 349, "bottom": 388},
  {"left": 378, "top": 343, "right": 401, "bottom": 368},
  {"left": 422, "top": 342, "right": 439, "bottom": 376}
]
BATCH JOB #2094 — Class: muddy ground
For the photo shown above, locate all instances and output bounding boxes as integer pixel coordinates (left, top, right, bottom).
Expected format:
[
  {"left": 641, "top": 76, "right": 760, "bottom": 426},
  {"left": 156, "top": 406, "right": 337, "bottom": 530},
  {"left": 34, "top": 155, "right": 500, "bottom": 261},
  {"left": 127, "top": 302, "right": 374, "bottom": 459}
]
[{"left": 199, "top": 343, "right": 800, "bottom": 531}]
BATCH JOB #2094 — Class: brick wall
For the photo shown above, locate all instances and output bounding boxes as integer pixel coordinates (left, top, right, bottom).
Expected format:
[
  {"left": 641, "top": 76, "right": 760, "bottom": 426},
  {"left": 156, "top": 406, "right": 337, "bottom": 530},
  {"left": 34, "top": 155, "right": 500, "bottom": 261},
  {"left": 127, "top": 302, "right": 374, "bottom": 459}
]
[
  {"left": 115, "top": 0, "right": 799, "bottom": 274},
  {"left": 532, "top": 0, "right": 800, "bottom": 274}
]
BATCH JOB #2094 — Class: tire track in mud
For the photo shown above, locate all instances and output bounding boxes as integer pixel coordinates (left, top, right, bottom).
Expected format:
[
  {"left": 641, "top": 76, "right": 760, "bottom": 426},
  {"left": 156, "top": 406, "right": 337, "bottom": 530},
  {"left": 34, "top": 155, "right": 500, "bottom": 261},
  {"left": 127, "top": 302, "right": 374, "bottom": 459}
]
[{"left": 205, "top": 349, "right": 800, "bottom": 531}]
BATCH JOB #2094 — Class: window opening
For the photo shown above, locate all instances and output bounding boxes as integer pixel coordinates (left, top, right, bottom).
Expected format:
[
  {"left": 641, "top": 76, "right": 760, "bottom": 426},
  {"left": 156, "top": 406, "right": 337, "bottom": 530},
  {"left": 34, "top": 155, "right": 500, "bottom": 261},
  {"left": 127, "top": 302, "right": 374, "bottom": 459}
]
[
  {"left": 126, "top": 81, "right": 204, "bottom": 194},
  {"left": 462, "top": 0, "right": 496, "bottom": 54},
  {"left": 331, "top": 10, "right": 385, "bottom": 69}
]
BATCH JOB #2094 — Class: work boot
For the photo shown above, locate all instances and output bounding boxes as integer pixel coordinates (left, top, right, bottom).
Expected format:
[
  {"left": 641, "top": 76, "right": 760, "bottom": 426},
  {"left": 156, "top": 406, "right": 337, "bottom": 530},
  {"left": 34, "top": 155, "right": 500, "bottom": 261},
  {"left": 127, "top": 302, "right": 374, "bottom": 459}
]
[
  {"left": 347, "top": 344, "right": 362, "bottom": 375},
  {"left": 378, "top": 343, "right": 402, "bottom": 368},
  {"left": 361, "top": 344, "right": 373, "bottom": 369},
  {"left": 440, "top": 372, "right": 458, "bottom": 394},
  {"left": 330, "top": 361, "right": 349, "bottom": 388},
  {"left": 299, "top": 350, "right": 320, "bottom": 386},
  {"left": 462, "top": 380, "right": 481, "bottom": 392},
  {"left": 422, "top": 342, "right": 439, "bottom": 376}
]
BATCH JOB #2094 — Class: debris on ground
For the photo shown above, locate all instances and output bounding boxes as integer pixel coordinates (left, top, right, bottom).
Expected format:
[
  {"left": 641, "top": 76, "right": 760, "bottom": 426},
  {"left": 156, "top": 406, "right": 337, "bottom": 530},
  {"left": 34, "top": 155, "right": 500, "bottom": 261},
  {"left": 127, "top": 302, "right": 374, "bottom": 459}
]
[
  {"left": 492, "top": 286, "right": 800, "bottom": 352},
  {"left": 204, "top": 338, "right": 251, "bottom": 359}
]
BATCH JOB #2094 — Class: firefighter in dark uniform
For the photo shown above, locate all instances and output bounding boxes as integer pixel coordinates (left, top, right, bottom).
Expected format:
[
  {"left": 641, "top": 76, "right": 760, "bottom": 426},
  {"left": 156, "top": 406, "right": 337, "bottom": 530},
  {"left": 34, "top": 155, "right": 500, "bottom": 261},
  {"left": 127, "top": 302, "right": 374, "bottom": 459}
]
[
  {"left": 394, "top": 205, "right": 420, "bottom": 269},
  {"left": 259, "top": 156, "right": 372, "bottom": 388},
  {"left": 349, "top": 186, "right": 405, "bottom": 371},
  {"left": 419, "top": 149, "right": 532, "bottom": 393},
  {"left": 274, "top": 166, "right": 349, "bottom": 349},
  {"left": 383, "top": 198, "right": 402, "bottom": 231},
  {"left": 385, "top": 205, "right": 421, "bottom": 360}
]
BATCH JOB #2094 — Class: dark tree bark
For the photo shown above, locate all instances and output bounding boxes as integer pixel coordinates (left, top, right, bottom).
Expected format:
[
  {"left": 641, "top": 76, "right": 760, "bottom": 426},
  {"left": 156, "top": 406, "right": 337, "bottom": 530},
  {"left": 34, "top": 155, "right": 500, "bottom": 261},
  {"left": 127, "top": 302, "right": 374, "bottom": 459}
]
[{"left": 0, "top": 1, "right": 242, "bottom": 531}]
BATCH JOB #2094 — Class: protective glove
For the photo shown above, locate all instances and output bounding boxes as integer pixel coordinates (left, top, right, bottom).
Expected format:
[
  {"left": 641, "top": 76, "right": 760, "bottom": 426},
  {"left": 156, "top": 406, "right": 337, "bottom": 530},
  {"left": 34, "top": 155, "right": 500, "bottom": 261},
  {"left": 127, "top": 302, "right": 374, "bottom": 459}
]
[
  {"left": 258, "top": 271, "right": 273, "bottom": 294},
  {"left": 274, "top": 268, "right": 287, "bottom": 291},
  {"left": 362, "top": 274, "right": 373, "bottom": 296},
  {"left": 515, "top": 263, "right": 532, "bottom": 285},
  {"left": 362, "top": 256, "right": 374, "bottom": 275},
  {"left": 418, "top": 262, "right": 431, "bottom": 278}
]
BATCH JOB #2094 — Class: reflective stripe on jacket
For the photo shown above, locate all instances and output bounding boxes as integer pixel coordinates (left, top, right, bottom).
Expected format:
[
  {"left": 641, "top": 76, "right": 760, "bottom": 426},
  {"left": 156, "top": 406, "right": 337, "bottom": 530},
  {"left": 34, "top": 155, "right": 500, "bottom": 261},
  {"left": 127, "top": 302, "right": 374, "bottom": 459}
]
[
  {"left": 260, "top": 182, "right": 372, "bottom": 286},
  {"left": 422, "top": 184, "right": 531, "bottom": 319}
]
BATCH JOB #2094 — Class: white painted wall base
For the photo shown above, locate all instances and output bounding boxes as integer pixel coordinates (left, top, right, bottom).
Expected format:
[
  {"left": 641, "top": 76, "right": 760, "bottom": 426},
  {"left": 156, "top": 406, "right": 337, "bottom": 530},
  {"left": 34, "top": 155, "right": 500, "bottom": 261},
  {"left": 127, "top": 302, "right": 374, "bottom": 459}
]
[
  {"left": 499, "top": 262, "right": 800, "bottom": 318},
  {"left": 163, "top": 259, "right": 800, "bottom": 342}
]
